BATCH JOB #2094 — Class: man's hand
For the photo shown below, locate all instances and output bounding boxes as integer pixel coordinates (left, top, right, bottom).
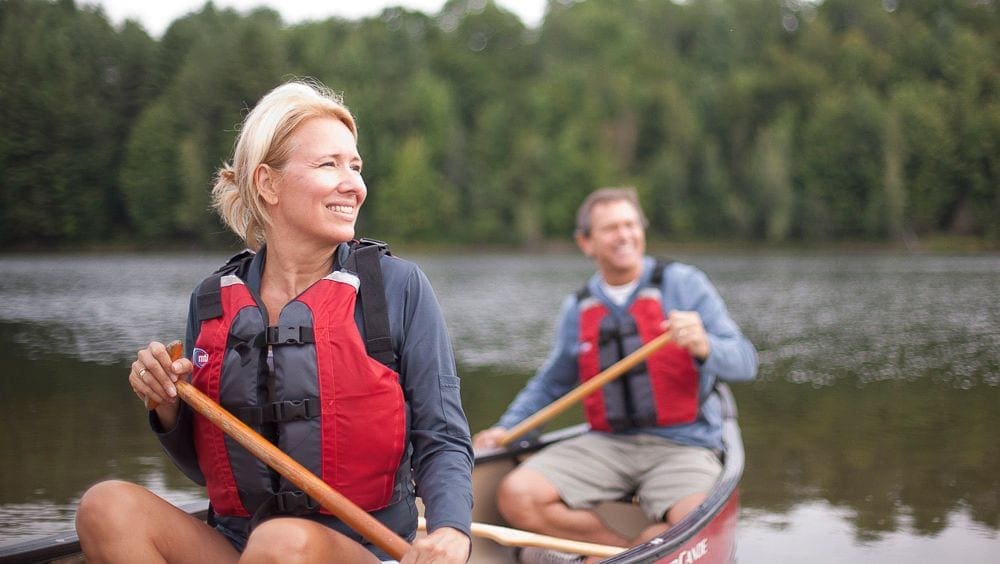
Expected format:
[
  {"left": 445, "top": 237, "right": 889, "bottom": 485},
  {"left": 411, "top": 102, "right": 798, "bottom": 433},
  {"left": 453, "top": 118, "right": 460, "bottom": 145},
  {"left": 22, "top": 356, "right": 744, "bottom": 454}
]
[
  {"left": 472, "top": 427, "right": 508, "bottom": 451},
  {"left": 666, "top": 310, "right": 710, "bottom": 361}
]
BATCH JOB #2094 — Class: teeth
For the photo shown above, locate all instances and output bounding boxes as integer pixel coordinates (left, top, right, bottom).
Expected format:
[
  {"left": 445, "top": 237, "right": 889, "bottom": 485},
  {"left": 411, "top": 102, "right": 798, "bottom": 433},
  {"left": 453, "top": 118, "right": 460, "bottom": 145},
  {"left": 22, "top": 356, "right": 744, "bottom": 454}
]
[{"left": 327, "top": 204, "right": 354, "bottom": 214}]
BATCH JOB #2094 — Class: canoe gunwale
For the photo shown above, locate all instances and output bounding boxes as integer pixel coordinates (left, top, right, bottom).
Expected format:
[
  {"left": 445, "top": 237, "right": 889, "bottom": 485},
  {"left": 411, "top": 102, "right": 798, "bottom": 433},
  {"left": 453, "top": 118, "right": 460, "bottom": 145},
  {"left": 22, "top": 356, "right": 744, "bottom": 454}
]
[{"left": 0, "top": 503, "right": 208, "bottom": 563}]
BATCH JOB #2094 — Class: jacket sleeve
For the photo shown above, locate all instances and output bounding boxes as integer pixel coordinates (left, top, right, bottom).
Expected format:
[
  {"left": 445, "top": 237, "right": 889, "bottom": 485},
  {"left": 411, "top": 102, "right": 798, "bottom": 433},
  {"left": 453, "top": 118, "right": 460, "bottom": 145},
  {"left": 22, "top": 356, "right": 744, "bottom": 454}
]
[
  {"left": 389, "top": 259, "right": 474, "bottom": 539},
  {"left": 667, "top": 264, "right": 758, "bottom": 383}
]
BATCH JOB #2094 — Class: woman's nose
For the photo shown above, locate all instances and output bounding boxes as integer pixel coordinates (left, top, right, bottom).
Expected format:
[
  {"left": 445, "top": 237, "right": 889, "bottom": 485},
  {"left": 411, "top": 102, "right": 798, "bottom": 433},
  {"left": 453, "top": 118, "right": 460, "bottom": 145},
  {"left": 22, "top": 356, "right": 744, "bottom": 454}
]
[{"left": 339, "top": 171, "right": 366, "bottom": 193}]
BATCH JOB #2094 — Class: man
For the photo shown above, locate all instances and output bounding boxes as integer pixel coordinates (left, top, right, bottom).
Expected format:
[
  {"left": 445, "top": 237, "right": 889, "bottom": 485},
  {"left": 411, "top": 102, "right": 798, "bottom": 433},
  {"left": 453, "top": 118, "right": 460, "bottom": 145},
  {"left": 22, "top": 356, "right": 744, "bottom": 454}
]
[{"left": 473, "top": 187, "right": 757, "bottom": 561}]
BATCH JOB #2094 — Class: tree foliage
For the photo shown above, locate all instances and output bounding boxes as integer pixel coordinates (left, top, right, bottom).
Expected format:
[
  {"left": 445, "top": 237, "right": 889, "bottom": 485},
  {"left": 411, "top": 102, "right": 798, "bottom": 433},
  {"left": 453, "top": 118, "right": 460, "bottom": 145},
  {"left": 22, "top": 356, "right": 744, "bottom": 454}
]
[{"left": 1, "top": 0, "right": 997, "bottom": 248}]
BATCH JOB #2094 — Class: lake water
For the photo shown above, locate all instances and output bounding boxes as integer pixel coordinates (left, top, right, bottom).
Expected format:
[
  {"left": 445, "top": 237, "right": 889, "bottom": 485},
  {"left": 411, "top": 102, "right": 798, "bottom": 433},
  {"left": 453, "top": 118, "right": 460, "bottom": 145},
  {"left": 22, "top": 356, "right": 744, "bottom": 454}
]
[{"left": 0, "top": 250, "right": 997, "bottom": 562}]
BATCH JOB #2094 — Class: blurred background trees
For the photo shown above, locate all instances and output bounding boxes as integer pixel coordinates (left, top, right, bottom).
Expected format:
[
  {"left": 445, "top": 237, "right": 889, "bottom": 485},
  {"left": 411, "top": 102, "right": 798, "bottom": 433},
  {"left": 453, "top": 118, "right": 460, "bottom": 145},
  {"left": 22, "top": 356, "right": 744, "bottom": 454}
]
[{"left": 1, "top": 0, "right": 997, "bottom": 249}]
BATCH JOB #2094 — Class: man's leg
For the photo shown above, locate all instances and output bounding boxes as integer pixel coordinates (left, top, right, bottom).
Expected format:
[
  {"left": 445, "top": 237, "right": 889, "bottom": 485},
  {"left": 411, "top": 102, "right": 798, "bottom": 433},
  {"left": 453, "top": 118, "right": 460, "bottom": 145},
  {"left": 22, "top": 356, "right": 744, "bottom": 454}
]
[
  {"left": 630, "top": 491, "right": 708, "bottom": 544},
  {"left": 631, "top": 436, "right": 721, "bottom": 544},
  {"left": 496, "top": 466, "right": 629, "bottom": 547}
]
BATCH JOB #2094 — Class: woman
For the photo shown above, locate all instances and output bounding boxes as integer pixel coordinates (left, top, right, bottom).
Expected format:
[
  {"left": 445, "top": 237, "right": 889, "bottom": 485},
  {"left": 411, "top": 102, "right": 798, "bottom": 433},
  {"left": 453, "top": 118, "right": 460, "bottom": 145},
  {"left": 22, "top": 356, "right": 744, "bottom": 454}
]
[{"left": 75, "top": 80, "right": 473, "bottom": 563}]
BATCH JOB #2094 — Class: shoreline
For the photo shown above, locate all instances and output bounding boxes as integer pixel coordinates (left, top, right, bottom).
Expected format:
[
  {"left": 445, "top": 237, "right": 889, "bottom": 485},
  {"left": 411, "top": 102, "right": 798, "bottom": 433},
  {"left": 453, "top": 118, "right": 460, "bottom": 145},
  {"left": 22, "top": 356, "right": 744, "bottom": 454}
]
[{"left": 0, "top": 234, "right": 996, "bottom": 256}]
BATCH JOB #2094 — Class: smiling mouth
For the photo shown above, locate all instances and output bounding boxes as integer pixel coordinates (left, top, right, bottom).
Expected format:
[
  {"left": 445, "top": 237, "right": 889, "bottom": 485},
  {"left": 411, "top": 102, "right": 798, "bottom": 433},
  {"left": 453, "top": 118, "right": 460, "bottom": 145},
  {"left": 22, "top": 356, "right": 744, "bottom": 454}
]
[{"left": 326, "top": 204, "right": 355, "bottom": 215}]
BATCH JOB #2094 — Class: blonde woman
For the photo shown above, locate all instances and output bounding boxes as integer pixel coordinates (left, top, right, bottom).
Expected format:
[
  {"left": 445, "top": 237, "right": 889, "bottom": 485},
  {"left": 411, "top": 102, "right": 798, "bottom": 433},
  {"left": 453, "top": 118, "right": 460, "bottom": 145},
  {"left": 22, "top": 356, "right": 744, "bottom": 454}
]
[{"left": 76, "top": 80, "right": 472, "bottom": 563}]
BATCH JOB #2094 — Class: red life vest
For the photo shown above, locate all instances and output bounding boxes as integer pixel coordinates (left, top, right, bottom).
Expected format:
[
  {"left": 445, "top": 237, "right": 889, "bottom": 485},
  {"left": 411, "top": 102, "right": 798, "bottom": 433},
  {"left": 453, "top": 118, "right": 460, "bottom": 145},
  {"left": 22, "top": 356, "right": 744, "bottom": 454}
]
[
  {"left": 190, "top": 268, "right": 407, "bottom": 518},
  {"left": 577, "top": 283, "right": 699, "bottom": 432}
]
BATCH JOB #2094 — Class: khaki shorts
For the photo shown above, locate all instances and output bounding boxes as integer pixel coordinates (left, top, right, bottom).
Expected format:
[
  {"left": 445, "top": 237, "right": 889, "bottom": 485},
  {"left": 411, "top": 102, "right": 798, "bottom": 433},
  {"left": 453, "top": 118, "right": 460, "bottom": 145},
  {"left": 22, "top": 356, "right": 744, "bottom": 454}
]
[{"left": 521, "top": 432, "right": 721, "bottom": 522}]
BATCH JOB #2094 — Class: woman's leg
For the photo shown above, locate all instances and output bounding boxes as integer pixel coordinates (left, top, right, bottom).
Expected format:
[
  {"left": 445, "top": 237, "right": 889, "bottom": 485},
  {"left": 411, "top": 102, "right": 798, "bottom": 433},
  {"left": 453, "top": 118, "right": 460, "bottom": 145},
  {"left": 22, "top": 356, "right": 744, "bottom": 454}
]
[
  {"left": 76, "top": 480, "right": 239, "bottom": 564},
  {"left": 241, "top": 517, "right": 381, "bottom": 563}
]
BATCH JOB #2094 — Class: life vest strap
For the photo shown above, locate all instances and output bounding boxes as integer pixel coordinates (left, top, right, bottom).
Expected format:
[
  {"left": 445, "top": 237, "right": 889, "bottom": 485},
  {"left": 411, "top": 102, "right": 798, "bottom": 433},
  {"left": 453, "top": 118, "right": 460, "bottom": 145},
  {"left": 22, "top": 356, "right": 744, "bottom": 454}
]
[
  {"left": 249, "top": 490, "right": 319, "bottom": 528},
  {"left": 343, "top": 239, "right": 397, "bottom": 366},
  {"left": 233, "top": 398, "right": 321, "bottom": 425},
  {"left": 273, "top": 490, "right": 318, "bottom": 514},
  {"left": 599, "top": 317, "right": 638, "bottom": 345},
  {"left": 197, "top": 250, "right": 255, "bottom": 321}
]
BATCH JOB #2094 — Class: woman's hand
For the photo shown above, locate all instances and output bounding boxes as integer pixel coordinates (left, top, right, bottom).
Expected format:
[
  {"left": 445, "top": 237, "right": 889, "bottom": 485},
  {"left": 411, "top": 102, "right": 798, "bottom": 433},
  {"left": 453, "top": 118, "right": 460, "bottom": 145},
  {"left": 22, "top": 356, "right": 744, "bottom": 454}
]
[
  {"left": 129, "top": 341, "right": 192, "bottom": 429},
  {"left": 401, "top": 526, "right": 470, "bottom": 564}
]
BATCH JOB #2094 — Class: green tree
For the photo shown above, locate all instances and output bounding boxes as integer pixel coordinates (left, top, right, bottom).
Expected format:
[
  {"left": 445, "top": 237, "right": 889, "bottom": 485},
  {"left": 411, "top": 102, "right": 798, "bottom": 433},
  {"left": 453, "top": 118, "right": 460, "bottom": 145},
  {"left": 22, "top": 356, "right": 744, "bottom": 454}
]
[
  {"left": 798, "top": 89, "right": 886, "bottom": 239},
  {"left": 750, "top": 110, "right": 796, "bottom": 242},
  {"left": 372, "top": 135, "right": 456, "bottom": 241},
  {"left": 2, "top": 0, "right": 998, "bottom": 247},
  {"left": 119, "top": 100, "right": 181, "bottom": 239},
  {"left": 122, "top": 3, "right": 290, "bottom": 243},
  {"left": 888, "top": 83, "right": 956, "bottom": 236}
]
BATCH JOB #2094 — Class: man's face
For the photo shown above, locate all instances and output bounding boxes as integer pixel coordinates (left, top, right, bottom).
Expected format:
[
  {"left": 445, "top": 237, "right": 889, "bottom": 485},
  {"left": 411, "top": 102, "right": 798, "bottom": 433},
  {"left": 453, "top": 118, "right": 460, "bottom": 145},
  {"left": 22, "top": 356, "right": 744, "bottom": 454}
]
[{"left": 576, "top": 199, "right": 646, "bottom": 284}]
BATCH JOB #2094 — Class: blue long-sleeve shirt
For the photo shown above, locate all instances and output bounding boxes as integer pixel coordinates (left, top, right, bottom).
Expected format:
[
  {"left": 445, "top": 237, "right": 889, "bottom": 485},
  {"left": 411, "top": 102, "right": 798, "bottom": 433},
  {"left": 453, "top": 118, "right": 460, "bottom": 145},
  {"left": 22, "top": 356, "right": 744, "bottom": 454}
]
[
  {"left": 496, "top": 257, "right": 757, "bottom": 451},
  {"left": 153, "top": 244, "right": 473, "bottom": 551}
]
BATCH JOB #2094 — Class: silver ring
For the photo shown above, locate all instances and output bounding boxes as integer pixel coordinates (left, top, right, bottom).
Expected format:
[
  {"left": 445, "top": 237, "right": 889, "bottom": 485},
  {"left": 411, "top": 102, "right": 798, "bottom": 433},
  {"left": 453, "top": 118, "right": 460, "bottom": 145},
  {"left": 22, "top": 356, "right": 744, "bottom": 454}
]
[{"left": 137, "top": 368, "right": 149, "bottom": 379}]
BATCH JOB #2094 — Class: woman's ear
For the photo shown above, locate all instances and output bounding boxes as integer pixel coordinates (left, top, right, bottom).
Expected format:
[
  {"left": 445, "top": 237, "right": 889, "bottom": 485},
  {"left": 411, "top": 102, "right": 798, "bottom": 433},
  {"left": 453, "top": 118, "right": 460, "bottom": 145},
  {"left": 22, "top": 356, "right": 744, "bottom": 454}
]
[{"left": 255, "top": 164, "right": 279, "bottom": 205}]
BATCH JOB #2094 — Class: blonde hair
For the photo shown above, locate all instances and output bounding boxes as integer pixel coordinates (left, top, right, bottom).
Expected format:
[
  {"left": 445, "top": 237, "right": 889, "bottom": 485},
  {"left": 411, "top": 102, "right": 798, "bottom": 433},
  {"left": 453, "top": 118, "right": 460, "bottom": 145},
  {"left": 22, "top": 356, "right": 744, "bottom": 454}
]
[{"left": 212, "top": 80, "right": 358, "bottom": 250}]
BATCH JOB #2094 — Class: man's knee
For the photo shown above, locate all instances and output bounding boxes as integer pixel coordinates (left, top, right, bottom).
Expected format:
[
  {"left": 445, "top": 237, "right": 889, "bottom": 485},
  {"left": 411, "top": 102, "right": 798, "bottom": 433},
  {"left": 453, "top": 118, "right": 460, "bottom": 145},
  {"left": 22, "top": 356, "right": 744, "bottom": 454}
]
[
  {"left": 497, "top": 467, "right": 558, "bottom": 525},
  {"left": 664, "top": 492, "right": 707, "bottom": 525}
]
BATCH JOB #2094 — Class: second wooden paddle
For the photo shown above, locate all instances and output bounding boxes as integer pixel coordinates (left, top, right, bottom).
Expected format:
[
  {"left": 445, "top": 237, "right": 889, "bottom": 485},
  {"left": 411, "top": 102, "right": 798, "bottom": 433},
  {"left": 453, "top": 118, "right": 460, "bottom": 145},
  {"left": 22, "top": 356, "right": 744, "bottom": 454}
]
[{"left": 496, "top": 330, "right": 672, "bottom": 447}]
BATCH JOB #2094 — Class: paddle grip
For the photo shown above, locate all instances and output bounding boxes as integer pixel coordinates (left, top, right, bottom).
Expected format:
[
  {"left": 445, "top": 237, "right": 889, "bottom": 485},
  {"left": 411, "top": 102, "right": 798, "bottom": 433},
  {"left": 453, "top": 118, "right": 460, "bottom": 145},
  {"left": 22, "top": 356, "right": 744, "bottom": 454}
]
[{"left": 143, "top": 340, "right": 184, "bottom": 411}]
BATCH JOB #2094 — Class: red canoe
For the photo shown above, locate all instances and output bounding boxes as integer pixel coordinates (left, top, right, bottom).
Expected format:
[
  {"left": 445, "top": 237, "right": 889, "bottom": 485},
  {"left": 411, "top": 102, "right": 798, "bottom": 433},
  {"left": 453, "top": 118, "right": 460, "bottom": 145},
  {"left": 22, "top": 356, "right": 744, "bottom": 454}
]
[{"left": 0, "top": 384, "right": 743, "bottom": 564}]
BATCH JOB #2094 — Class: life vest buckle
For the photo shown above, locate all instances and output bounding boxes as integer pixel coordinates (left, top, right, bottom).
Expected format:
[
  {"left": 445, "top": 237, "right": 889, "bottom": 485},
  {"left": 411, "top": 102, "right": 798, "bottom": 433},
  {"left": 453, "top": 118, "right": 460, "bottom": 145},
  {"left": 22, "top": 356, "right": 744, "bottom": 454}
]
[
  {"left": 263, "top": 325, "right": 315, "bottom": 346},
  {"left": 273, "top": 490, "right": 318, "bottom": 515},
  {"left": 599, "top": 318, "right": 639, "bottom": 346},
  {"left": 268, "top": 398, "right": 320, "bottom": 422}
]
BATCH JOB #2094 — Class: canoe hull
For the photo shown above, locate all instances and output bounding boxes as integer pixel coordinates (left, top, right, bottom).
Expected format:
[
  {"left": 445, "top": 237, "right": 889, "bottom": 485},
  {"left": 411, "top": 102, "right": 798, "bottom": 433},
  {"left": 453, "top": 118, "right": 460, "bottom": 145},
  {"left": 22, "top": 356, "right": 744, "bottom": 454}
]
[
  {"left": 467, "top": 383, "right": 743, "bottom": 563},
  {"left": 0, "top": 385, "right": 744, "bottom": 564}
]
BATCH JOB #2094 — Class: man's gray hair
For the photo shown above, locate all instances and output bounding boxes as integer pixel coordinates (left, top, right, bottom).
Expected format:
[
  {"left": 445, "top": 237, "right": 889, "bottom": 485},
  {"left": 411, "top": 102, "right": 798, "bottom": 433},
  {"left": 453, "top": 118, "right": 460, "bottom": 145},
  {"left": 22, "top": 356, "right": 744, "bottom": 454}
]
[{"left": 574, "top": 187, "right": 648, "bottom": 237}]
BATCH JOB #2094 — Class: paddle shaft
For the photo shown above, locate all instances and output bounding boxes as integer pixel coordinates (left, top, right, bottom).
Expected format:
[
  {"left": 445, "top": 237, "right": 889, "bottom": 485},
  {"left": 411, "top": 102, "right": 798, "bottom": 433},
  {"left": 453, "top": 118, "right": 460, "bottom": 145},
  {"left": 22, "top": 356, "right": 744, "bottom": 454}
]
[
  {"left": 157, "top": 341, "right": 410, "bottom": 560},
  {"left": 496, "top": 330, "right": 672, "bottom": 447},
  {"left": 418, "top": 517, "right": 624, "bottom": 558}
]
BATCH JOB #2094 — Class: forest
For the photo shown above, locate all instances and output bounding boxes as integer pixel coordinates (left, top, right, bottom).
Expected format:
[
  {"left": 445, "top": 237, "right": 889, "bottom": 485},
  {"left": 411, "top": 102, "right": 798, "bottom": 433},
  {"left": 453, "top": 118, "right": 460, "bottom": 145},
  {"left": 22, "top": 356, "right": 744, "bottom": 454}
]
[{"left": 0, "top": 0, "right": 997, "bottom": 249}]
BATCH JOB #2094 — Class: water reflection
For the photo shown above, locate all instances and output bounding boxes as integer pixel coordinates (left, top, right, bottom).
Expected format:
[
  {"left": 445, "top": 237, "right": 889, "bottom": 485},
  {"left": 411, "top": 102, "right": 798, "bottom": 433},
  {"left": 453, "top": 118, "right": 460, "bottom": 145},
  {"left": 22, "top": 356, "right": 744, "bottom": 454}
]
[
  {"left": 0, "top": 253, "right": 226, "bottom": 363},
  {"left": 0, "top": 251, "right": 998, "bottom": 558},
  {"left": 738, "top": 378, "right": 999, "bottom": 539}
]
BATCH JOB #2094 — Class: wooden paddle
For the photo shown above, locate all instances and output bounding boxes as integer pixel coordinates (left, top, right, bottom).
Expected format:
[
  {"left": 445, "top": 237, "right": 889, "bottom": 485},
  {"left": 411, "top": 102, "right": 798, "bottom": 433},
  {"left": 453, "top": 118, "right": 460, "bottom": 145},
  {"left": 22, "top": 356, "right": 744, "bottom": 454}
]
[
  {"left": 418, "top": 517, "right": 624, "bottom": 558},
  {"left": 153, "top": 341, "right": 410, "bottom": 560},
  {"left": 495, "top": 330, "right": 672, "bottom": 447},
  {"left": 152, "top": 341, "right": 617, "bottom": 558}
]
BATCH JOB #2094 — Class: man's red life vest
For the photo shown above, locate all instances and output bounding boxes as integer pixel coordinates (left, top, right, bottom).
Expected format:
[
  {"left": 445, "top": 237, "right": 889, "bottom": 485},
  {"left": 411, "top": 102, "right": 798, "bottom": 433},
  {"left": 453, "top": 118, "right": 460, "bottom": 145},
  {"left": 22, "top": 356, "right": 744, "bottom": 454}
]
[
  {"left": 577, "top": 284, "right": 699, "bottom": 432},
  {"left": 190, "top": 268, "right": 406, "bottom": 518}
]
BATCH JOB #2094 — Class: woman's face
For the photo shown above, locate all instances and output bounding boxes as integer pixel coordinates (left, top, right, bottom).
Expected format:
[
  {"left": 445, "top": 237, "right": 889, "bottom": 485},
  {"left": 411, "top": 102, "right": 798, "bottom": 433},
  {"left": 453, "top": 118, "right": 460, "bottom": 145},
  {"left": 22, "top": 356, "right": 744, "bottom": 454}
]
[{"left": 263, "top": 116, "right": 366, "bottom": 247}]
